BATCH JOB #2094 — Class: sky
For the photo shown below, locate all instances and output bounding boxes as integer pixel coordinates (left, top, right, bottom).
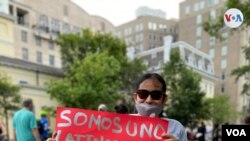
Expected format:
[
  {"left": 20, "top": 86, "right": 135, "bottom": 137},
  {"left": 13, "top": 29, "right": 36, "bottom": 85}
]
[{"left": 71, "top": 0, "right": 185, "bottom": 26}]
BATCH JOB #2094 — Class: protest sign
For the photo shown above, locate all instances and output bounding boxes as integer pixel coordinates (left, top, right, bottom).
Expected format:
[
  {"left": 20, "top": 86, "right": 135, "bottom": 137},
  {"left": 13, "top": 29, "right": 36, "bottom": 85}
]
[{"left": 56, "top": 107, "right": 169, "bottom": 141}]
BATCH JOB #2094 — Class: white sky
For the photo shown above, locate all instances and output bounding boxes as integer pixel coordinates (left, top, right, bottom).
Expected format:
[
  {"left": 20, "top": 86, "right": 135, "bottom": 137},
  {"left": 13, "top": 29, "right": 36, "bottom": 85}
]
[{"left": 71, "top": 0, "right": 185, "bottom": 26}]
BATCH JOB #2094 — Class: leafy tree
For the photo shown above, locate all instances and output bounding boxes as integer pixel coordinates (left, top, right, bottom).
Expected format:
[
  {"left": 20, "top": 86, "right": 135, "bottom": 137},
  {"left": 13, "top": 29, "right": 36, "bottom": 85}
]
[
  {"left": 119, "top": 58, "right": 147, "bottom": 94},
  {"left": 57, "top": 29, "right": 126, "bottom": 71},
  {"left": 48, "top": 29, "right": 146, "bottom": 110},
  {"left": 162, "top": 50, "right": 209, "bottom": 126},
  {"left": 0, "top": 73, "right": 21, "bottom": 140},
  {"left": 206, "top": 95, "right": 239, "bottom": 124},
  {"left": 48, "top": 52, "right": 121, "bottom": 109}
]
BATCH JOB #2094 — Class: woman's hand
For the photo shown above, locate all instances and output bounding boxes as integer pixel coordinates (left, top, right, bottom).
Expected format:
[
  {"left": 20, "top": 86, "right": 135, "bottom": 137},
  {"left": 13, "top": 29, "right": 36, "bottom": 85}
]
[
  {"left": 161, "top": 133, "right": 177, "bottom": 141},
  {"left": 46, "top": 131, "right": 57, "bottom": 141}
]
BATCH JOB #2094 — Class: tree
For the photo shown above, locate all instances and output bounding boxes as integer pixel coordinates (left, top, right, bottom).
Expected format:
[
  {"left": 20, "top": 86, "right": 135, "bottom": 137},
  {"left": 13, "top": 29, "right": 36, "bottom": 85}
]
[
  {"left": 206, "top": 95, "right": 239, "bottom": 124},
  {"left": 0, "top": 73, "right": 21, "bottom": 140},
  {"left": 48, "top": 29, "right": 146, "bottom": 109},
  {"left": 48, "top": 52, "right": 121, "bottom": 109},
  {"left": 203, "top": 0, "right": 250, "bottom": 115},
  {"left": 162, "top": 50, "right": 209, "bottom": 126}
]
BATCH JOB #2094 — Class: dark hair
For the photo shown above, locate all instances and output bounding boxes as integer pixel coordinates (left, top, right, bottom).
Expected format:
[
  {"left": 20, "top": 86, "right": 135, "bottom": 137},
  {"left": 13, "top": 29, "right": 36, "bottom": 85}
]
[
  {"left": 134, "top": 73, "right": 166, "bottom": 93},
  {"left": 115, "top": 104, "right": 128, "bottom": 114},
  {"left": 22, "top": 98, "right": 33, "bottom": 107},
  {"left": 245, "top": 116, "right": 250, "bottom": 125}
]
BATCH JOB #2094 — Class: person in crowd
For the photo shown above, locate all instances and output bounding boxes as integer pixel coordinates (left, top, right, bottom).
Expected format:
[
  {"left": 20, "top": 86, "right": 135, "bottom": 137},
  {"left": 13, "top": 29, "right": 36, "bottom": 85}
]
[
  {"left": 46, "top": 73, "right": 187, "bottom": 141},
  {"left": 212, "top": 123, "right": 221, "bottom": 141},
  {"left": 196, "top": 121, "right": 206, "bottom": 141},
  {"left": 0, "top": 122, "right": 7, "bottom": 141},
  {"left": 12, "top": 98, "right": 41, "bottom": 141},
  {"left": 130, "top": 73, "right": 187, "bottom": 141},
  {"left": 39, "top": 111, "right": 50, "bottom": 141},
  {"left": 245, "top": 116, "right": 250, "bottom": 125},
  {"left": 97, "top": 104, "right": 108, "bottom": 111},
  {"left": 114, "top": 104, "right": 129, "bottom": 114}
]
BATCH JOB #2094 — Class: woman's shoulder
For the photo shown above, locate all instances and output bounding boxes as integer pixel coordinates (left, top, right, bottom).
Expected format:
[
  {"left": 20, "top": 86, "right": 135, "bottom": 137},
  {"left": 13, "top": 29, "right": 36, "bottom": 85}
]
[{"left": 161, "top": 118, "right": 184, "bottom": 128}]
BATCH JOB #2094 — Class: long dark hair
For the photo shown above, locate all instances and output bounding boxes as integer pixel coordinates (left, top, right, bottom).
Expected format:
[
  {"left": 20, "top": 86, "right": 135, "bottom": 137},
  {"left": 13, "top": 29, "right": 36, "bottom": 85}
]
[{"left": 134, "top": 73, "right": 167, "bottom": 93}]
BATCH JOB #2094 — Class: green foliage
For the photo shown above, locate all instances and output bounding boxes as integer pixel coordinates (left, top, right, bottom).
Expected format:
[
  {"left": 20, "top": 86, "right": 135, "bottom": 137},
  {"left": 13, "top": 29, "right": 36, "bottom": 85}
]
[
  {"left": 48, "top": 52, "right": 121, "bottom": 109},
  {"left": 162, "top": 50, "right": 209, "bottom": 126},
  {"left": 0, "top": 73, "right": 21, "bottom": 113},
  {"left": 48, "top": 29, "right": 146, "bottom": 110},
  {"left": 206, "top": 95, "right": 239, "bottom": 124},
  {"left": 119, "top": 58, "right": 147, "bottom": 94},
  {"left": 0, "top": 73, "right": 21, "bottom": 140},
  {"left": 57, "top": 29, "right": 126, "bottom": 70}
]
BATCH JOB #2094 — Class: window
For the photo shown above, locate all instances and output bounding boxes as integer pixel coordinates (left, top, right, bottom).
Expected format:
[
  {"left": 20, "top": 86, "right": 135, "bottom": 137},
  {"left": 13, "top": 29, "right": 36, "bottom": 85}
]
[
  {"left": 209, "top": 49, "right": 215, "bottom": 58},
  {"left": 49, "top": 55, "right": 55, "bottom": 66},
  {"left": 51, "top": 18, "right": 60, "bottom": 35},
  {"left": 214, "top": 0, "right": 219, "bottom": 4},
  {"left": 194, "top": 3, "right": 199, "bottom": 11},
  {"left": 196, "top": 14, "right": 202, "bottom": 24},
  {"left": 200, "top": 1, "right": 205, "bottom": 9},
  {"left": 22, "top": 48, "right": 28, "bottom": 60},
  {"left": 39, "top": 14, "right": 49, "bottom": 32},
  {"left": 48, "top": 40, "right": 54, "bottom": 50},
  {"left": 221, "top": 46, "right": 228, "bottom": 56},
  {"left": 221, "top": 84, "right": 225, "bottom": 93},
  {"left": 221, "top": 59, "right": 227, "bottom": 69},
  {"left": 21, "top": 30, "right": 27, "bottom": 42},
  {"left": 209, "top": 36, "right": 216, "bottom": 46},
  {"left": 196, "top": 39, "right": 202, "bottom": 48},
  {"left": 136, "top": 23, "right": 143, "bottom": 32},
  {"left": 221, "top": 72, "right": 226, "bottom": 80},
  {"left": 35, "top": 36, "right": 42, "bottom": 46},
  {"left": 124, "top": 28, "right": 132, "bottom": 36},
  {"left": 36, "top": 51, "right": 42, "bottom": 63},
  {"left": 63, "top": 5, "right": 68, "bottom": 16},
  {"left": 210, "top": 10, "right": 216, "bottom": 19},
  {"left": 222, "top": 32, "right": 228, "bottom": 43},
  {"left": 207, "top": 0, "right": 213, "bottom": 6},
  {"left": 152, "top": 52, "right": 157, "bottom": 58},
  {"left": 148, "top": 22, "right": 156, "bottom": 30},
  {"left": 185, "top": 6, "right": 190, "bottom": 14},
  {"left": 196, "top": 26, "right": 202, "bottom": 37},
  {"left": 63, "top": 23, "right": 70, "bottom": 34}
]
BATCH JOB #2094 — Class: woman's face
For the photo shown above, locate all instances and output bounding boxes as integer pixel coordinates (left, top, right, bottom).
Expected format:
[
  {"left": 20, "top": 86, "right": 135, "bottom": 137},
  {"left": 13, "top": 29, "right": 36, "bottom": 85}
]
[{"left": 133, "top": 78, "right": 166, "bottom": 106}]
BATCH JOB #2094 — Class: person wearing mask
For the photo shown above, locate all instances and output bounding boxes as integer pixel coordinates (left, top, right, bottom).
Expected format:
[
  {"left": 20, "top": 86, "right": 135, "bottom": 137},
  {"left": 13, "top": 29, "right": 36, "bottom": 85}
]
[
  {"left": 131, "top": 73, "right": 187, "bottom": 141},
  {"left": 46, "top": 73, "right": 187, "bottom": 141},
  {"left": 12, "top": 98, "right": 41, "bottom": 141}
]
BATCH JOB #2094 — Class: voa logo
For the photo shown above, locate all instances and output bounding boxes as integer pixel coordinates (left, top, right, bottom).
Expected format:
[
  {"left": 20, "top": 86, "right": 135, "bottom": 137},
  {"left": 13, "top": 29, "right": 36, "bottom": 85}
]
[{"left": 224, "top": 8, "right": 243, "bottom": 28}]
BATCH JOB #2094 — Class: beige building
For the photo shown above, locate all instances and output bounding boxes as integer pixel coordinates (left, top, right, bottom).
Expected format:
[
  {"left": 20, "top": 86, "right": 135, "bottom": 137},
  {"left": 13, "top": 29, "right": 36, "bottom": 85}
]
[
  {"left": 8, "top": 0, "right": 115, "bottom": 68},
  {"left": 179, "top": 0, "right": 249, "bottom": 121},
  {"left": 115, "top": 7, "right": 178, "bottom": 53},
  {"left": 0, "top": 0, "right": 115, "bottom": 139}
]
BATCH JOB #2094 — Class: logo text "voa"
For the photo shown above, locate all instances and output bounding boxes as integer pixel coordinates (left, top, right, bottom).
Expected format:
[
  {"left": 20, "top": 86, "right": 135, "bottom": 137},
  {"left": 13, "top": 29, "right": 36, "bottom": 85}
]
[
  {"left": 224, "top": 14, "right": 242, "bottom": 22},
  {"left": 226, "top": 129, "right": 246, "bottom": 136}
]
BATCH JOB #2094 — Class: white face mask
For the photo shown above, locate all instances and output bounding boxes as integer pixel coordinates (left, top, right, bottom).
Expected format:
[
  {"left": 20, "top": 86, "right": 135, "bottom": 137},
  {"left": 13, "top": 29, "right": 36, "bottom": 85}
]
[{"left": 135, "top": 102, "right": 163, "bottom": 117}]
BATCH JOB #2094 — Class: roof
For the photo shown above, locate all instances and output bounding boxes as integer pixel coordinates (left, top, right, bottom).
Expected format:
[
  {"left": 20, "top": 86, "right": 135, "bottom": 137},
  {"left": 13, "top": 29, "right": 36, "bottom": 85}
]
[{"left": 0, "top": 55, "right": 64, "bottom": 76}]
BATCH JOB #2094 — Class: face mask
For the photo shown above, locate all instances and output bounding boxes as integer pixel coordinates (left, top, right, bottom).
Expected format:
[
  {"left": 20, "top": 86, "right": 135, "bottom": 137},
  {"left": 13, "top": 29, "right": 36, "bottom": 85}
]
[{"left": 135, "top": 102, "right": 163, "bottom": 117}]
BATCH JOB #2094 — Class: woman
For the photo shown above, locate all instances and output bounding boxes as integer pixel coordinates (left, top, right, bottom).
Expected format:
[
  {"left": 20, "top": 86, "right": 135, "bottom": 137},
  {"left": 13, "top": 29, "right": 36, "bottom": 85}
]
[
  {"left": 131, "top": 73, "right": 187, "bottom": 141},
  {"left": 47, "top": 73, "right": 187, "bottom": 141}
]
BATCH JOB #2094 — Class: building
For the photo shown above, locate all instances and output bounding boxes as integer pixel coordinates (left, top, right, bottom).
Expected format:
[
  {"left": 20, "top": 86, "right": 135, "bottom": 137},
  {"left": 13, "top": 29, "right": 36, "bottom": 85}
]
[
  {"left": 8, "top": 0, "right": 115, "bottom": 68},
  {"left": 0, "top": 0, "right": 115, "bottom": 139},
  {"left": 179, "top": 0, "right": 249, "bottom": 121},
  {"left": 115, "top": 7, "right": 178, "bottom": 53},
  {"left": 127, "top": 36, "right": 216, "bottom": 98}
]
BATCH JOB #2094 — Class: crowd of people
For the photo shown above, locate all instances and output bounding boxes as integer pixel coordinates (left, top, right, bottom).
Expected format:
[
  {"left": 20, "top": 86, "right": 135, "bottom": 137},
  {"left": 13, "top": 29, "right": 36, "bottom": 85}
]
[{"left": 6, "top": 73, "right": 250, "bottom": 141}]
